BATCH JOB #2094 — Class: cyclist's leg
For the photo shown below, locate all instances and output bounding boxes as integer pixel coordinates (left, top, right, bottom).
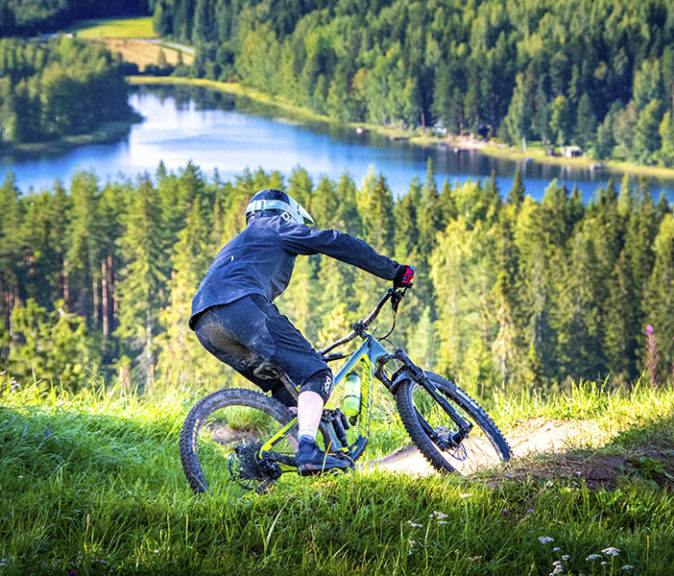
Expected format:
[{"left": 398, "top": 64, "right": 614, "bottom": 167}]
[
  {"left": 195, "top": 297, "right": 350, "bottom": 473},
  {"left": 193, "top": 297, "right": 332, "bottom": 406},
  {"left": 247, "top": 299, "right": 353, "bottom": 472},
  {"left": 192, "top": 302, "right": 296, "bottom": 407}
]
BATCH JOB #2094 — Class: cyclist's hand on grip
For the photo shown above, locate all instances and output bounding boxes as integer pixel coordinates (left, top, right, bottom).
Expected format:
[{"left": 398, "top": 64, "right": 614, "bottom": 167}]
[{"left": 394, "top": 264, "right": 414, "bottom": 288}]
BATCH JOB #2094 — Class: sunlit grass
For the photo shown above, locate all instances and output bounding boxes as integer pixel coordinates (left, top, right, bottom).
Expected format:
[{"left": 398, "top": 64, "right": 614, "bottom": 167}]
[
  {"left": 1, "top": 381, "right": 673, "bottom": 574},
  {"left": 64, "top": 17, "right": 157, "bottom": 39}
]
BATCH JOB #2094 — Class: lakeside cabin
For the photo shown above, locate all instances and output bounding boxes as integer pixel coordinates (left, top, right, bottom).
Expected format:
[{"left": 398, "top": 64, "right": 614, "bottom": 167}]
[{"left": 563, "top": 145, "right": 582, "bottom": 158}]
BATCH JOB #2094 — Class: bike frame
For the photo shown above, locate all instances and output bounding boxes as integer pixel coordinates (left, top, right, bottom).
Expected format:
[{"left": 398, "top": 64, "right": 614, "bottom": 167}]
[
  {"left": 257, "top": 288, "right": 473, "bottom": 474},
  {"left": 258, "top": 331, "right": 390, "bottom": 472}
]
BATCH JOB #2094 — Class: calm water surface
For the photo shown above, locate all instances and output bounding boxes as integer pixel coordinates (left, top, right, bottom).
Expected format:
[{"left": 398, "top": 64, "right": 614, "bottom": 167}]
[{"left": 3, "top": 85, "right": 674, "bottom": 203}]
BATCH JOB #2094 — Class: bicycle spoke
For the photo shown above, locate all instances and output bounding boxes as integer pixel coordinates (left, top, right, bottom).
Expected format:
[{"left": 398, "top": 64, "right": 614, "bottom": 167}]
[{"left": 405, "top": 379, "right": 509, "bottom": 475}]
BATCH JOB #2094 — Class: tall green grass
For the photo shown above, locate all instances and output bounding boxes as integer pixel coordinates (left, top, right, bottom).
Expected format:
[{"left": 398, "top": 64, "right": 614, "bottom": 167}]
[{"left": 1, "top": 381, "right": 673, "bottom": 575}]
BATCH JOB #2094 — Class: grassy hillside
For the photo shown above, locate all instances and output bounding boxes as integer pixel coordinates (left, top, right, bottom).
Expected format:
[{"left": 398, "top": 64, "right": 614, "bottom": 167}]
[
  {"left": 1, "top": 380, "right": 673, "bottom": 575},
  {"left": 64, "top": 17, "right": 156, "bottom": 38}
]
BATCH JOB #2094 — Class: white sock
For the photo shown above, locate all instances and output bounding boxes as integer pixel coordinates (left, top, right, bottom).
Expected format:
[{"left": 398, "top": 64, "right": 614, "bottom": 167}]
[{"left": 298, "top": 428, "right": 317, "bottom": 445}]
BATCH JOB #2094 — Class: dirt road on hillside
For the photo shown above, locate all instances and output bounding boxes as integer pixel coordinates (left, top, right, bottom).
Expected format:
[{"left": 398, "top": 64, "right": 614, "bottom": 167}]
[{"left": 362, "top": 418, "right": 585, "bottom": 477}]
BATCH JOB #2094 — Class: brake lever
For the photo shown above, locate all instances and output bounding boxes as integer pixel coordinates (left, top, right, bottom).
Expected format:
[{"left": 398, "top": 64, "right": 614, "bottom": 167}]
[{"left": 390, "top": 287, "right": 407, "bottom": 314}]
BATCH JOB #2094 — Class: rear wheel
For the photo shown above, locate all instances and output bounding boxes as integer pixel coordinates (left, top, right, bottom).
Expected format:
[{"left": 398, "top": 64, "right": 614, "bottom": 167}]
[
  {"left": 180, "top": 388, "right": 297, "bottom": 494},
  {"left": 395, "top": 372, "right": 511, "bottom": 475}
]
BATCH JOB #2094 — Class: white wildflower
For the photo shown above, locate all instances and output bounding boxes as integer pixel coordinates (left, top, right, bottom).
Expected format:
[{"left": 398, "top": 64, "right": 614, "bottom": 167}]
[
  {"left": 553, "top": 547, "right": 561, "bottom": 551},
  {"left": 153, "top": 550, "right": 159, "bottom": 554},
  {"left": 622, "top": 566, "right": 635, "bottom": 571},
  {"left": 601, "top": 561, "right": 608, "bottom": 566},
  {"left": 408, "top": 539, "right": 416, "bottom": 556},
  {"left": 539, "top": 536, "right": 555, "bottom": 544},
  {"left": 602, "top": 547, "right": 621, "bottom": 557},
  {"left": 430, "top": 510, "right": 448, "bottom": 519},
  {"left": 438, "top": 521, "right": 448, "bottom": 525},
  {"left": 562, "top": 555, "right": 570, "bottom": 561},
  {"left": 406, "top": 521, "right": 423, "bottom": 528},
  {"left": 586, "top": 554, "right": 602, "bottom": 561},
  {"left": 468, "top": 556, "right": 482, "bottom": 562},
  {"left": 459, "top": 493, "right": 473, "bottom": 498}
]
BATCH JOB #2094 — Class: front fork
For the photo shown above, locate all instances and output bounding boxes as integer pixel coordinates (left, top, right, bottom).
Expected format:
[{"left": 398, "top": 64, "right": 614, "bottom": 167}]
[{"left": 376, "top": 350, "right": 473, "bottom": 446}]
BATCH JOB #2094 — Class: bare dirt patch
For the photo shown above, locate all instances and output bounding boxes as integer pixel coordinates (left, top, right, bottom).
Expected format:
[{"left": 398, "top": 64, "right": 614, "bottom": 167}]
[
  {"left": 363, "top": 417, "right": 583, "bottom": 477},
  {"left": 498, "top": 448, "right": 674, "bottom": 490},
  {"left": 363, "top": 417, "right": 674, "bottom": 490},
  {"left": 96, "top": 39, "right": 194, "bottom": 71},
  {"left": 207, "top": 422, "right": 260, "bottom": 445}
]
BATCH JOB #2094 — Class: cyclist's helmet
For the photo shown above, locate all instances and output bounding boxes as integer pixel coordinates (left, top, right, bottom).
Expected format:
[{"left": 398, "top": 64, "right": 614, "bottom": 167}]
[{"left": 245, "top": 188, "right": 314, "bottom": 225}]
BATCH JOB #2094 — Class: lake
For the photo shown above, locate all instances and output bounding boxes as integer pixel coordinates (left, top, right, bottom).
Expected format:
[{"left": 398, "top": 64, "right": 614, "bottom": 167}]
[{"left": 3, "top": 84, "right": 674, "bottom": 203}]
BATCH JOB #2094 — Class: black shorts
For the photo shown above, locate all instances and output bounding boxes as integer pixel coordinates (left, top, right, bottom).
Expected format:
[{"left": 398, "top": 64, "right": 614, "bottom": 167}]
[{"left": 192, "top": 295, "right": 332, "bottom": 404}]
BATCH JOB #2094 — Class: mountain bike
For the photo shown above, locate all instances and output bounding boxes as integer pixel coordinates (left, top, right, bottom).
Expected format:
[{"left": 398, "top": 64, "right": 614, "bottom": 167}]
[{"left": 180, "top": 287, "right": 512, "bottom": 494}]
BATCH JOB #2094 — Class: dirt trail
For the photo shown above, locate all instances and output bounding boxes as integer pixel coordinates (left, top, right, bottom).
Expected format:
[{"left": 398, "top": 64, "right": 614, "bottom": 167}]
[{"left": 362, "top": 418, "right": 582, "bottom": 477}]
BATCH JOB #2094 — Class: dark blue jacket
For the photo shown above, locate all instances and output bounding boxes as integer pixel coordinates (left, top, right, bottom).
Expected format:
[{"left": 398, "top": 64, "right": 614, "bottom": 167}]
[{"left": 189, "top": 215, "right": 401, "bottom": 328}]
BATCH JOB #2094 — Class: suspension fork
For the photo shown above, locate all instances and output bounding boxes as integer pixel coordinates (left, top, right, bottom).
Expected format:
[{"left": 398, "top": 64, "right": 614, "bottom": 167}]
[{"left": 376, "top": 350, "right": 473, "bottom": 439}]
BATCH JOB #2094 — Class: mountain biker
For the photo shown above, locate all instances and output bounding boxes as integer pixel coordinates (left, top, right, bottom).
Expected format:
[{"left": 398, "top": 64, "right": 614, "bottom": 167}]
[{"left": 189, "top": 188, "right": 414, "bottom": 475}]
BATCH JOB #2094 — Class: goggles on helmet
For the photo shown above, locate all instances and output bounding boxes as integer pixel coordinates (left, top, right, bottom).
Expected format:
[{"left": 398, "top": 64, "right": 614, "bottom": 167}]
[{"left": 245, "top": 189, "right": 314, "bottom": 226}]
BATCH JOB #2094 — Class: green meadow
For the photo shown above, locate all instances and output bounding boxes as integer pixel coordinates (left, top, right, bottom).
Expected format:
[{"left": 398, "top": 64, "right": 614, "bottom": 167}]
[
  {"left": 1, "top": 380, "right": 673, "bottom": 575},
  {"left": 64, "top": 17, "right": 156, "bottom": 39}
]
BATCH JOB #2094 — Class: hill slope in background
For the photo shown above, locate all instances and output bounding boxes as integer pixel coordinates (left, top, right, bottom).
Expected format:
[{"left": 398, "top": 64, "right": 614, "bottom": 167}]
[
  {"left": 1, "top": 381, "right": 672, "bottom": 574},
  {"left": 151, "top": 0, "right": 674, "bottom": 167}
]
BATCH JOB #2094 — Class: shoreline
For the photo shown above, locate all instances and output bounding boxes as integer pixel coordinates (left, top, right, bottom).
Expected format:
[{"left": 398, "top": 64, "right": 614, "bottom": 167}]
[
  {"left": 0, "top": 115, "right": 141, "bottom": 158},
  {"left": 129, "top": 75, "right": 674, "bottom": 184}
]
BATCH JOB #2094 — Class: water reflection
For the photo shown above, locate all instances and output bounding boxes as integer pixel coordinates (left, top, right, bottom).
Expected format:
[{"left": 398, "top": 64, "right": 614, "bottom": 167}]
[{"left": 2, "top": 84, "right": 673, "bottom": 204}]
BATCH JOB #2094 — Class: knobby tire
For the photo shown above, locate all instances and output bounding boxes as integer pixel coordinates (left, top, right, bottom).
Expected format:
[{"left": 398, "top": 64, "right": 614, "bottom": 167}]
[
  {"left": 180, "top": 388, "right": 294, "bottom": 493},
  {"left": 395, "top": 372, "right": 511, "bottom": 474}
]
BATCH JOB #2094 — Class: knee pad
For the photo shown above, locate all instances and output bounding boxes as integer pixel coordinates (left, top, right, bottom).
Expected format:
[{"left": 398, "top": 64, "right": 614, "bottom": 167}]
[{"left": 301, "top": 370, "right": 333, "bottom": 402}]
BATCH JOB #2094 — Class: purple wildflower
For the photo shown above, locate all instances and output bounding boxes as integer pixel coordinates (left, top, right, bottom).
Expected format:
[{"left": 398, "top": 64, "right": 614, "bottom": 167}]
[{"left": 644, "top": 325, "right": 659, "bottom": 387}]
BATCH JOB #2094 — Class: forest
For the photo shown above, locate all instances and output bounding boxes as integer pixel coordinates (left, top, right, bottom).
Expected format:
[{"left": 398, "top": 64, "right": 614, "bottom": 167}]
[
  {"left": 3, "top": 1, "right": 674, "bottom": 166},
  {"left": 150, "top": 0, "right": 674, "bottom": 166},
  {"left": 0, "top": 0, "right": 150, "bottom": 36},
  {"left": 1, "top": 162, "right": 672, "bottom": 394},
  {"left": 0, "top": 37, "right": 131, "bottom": 143}
]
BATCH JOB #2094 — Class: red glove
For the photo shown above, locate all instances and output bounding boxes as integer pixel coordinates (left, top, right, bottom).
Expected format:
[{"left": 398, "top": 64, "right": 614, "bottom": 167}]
[{"left": 394, "top": 265, "right": 415, "bottom": 288}]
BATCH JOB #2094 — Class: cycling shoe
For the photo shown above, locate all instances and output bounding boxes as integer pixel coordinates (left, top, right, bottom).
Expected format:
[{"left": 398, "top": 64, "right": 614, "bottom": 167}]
[{"left": 296, "top": 439, "right": 353, "bottom": 476}]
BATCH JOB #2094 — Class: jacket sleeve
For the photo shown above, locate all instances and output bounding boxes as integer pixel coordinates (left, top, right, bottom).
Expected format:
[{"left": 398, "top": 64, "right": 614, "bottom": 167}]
[{"left": 280, "top": 224, "right": 400, "bottom": 281}]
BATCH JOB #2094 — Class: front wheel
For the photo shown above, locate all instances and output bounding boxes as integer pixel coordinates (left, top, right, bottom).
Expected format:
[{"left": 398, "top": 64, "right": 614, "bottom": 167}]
[{"left": 395, "top": 372, "right": 511, "bottom": 475}]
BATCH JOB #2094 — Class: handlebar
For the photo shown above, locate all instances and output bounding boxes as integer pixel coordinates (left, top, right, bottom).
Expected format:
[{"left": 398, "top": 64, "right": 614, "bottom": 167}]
[{"left": 319, "top": 287, "right": 408, "bottom": 356}]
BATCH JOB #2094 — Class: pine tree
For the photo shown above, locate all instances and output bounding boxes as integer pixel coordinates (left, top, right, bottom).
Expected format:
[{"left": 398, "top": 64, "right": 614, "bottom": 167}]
[
  {"left": 45, "top": 180, "right": 72, "bottom": 307},
  {"left": 490, "top": 271, "right": 518, "bottom": 389},
  {"left": 604, "top": 250, "right": 634, "bottom": 383},
  {"left": 645, "top": 214, "right": 674, "bottom": 384},
  {"left": 20, "top": 192, "right": 56, "bottom": 308},
  {"left": 430, "top": 214, "right": 494, "bottom": 385},
  {"left": 0, "top": 172, "right": 23, "bottom": 324},
  {"left": 65, "top": 171, "right": 101, "bottom": 321},
  {"left": 159, "top": 197, "right": 220, "bottom": 384},
  {"left": 116, "top": 176, "right": 167, "bottom": 392},
  {"left": 513, "top": 196, "right": 558, "bottom": 380},
  {"left": 506, "top": 169, "right": 525, "bottom": 207},
  {"left": 556, "top": 223, "right": 603, "bottom": 380},
  {"left": 574, "top": 92, "right": 596, "bottom": 149}
]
